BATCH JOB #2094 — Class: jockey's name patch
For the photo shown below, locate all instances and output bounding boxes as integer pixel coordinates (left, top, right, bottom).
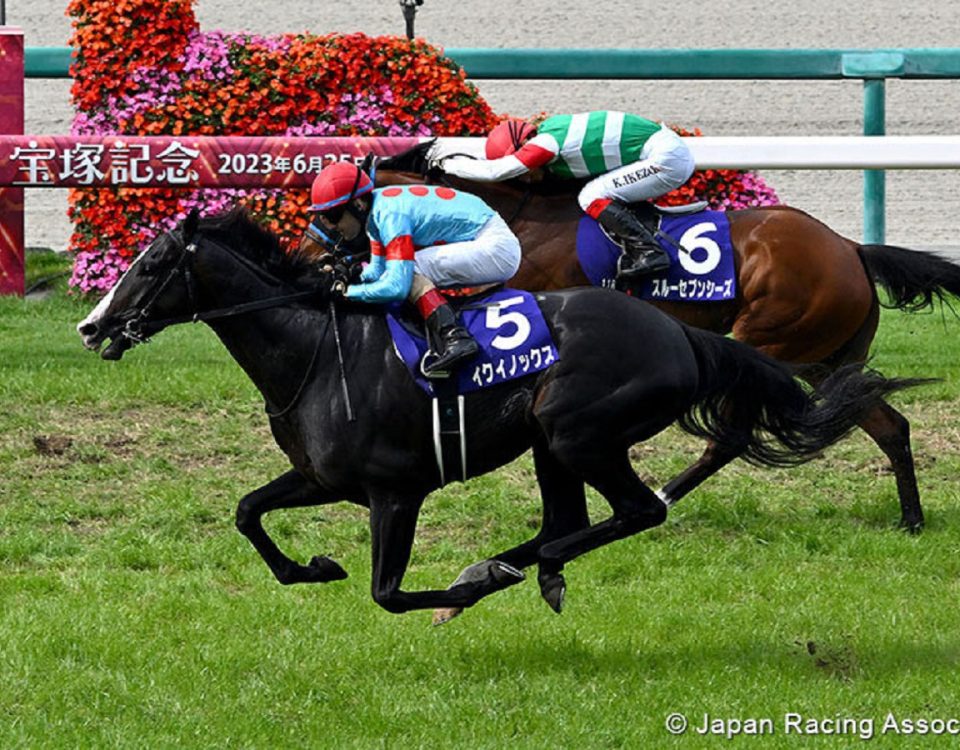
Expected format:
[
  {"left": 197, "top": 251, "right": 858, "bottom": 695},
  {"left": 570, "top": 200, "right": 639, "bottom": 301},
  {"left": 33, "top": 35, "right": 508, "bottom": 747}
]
[
  {"left": 576, "top": 210, "right": 736, "bottom": 302},
  {"left": 387, "top": 289, "right": 559, "bottom": 395}
]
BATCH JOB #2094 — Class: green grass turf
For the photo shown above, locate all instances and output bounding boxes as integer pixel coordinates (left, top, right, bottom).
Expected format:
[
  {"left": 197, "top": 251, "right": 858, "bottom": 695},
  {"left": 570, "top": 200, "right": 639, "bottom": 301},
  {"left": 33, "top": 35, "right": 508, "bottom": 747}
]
[{"left": 2, "top": 260, "right": 960, "bottom": 748}]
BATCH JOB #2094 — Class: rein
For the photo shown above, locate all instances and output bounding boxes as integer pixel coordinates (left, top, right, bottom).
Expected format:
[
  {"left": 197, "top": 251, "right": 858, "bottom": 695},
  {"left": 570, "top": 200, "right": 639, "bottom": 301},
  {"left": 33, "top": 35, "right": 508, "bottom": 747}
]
[
  {"left": 264, "top": 310, "right": 331, "bottom": 419},
  {"left": 125, "top": 230, "right": 343, "bottom": 420},
  {"left": 503, "top": 185, "right": 532, "bottom": 226},
  {"left": 123, "top": 233, "right": 317, "bottom": 341},
  {"left": 143, "top": 289, "right": 318, "bottom": 331}
]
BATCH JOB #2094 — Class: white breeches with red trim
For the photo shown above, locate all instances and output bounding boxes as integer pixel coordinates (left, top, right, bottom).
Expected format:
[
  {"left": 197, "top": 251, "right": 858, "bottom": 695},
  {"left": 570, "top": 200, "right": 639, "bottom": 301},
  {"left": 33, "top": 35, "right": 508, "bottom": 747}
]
[
  {"left": 414, "top": 213, "right": 522, "bottom": 288},
  {"left": 577, "top": 126, "right": 695, "bottom": 211}
]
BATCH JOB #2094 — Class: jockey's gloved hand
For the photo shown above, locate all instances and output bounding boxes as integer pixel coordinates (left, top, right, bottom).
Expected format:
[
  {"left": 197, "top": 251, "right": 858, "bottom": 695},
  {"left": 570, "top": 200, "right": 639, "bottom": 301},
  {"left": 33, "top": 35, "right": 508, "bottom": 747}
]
[
  {"left": 330, "top": 261, "right": 364, "bottom": 286},
  {"left": 330, "top": 279, "right": 347, "bottom": 298},
  {"left": 425, "top": 154, "right": 450, "bottom": 182},
  {"left": 319, "top": 264, "right": 349, "bottom": 299}
]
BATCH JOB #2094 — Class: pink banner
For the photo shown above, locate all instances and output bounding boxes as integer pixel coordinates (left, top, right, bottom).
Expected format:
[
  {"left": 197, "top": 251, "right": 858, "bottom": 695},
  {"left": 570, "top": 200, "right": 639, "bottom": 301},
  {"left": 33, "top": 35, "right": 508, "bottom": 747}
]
[
  {"left": 0, "top": 28, "right": 24, "bottom": 296},
  {"left": 0, "top": 135, "right": 424, "bottom": 189}
]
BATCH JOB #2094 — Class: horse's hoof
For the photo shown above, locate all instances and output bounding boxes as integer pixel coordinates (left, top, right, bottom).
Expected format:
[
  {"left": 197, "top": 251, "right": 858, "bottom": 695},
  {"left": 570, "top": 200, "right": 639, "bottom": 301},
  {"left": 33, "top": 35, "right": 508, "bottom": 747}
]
[
  {"left": 432, "top": 607, "right": 463, "bottom": 626},
  {"left": 899, "top": 516, "right": 924, "bottom": 534},
  {"left": 451, "top": 559, "right": 525, "bottom": 589},
  {"left": 307, "top": 555, "right": 348, "bottom": 581},
  {"left": 450, "top": 560, "right": 496, "bottom": 586},
  {"left": 538, "top": 571, "right": 566, "bottom": 614},
  {"left": 430, "top": 560, "right": 525, "bottom": 625},
  {"left": 490, "top": 560, "right": 525, "bottom": 586}
]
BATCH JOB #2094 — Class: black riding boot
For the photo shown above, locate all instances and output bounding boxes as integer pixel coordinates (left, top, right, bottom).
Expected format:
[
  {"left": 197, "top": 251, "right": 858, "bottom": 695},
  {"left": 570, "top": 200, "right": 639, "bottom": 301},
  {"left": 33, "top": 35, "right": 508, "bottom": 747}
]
[
  {"left": 423, "top": 303, "right": 480, "bottom": 377},
  {"left": 596, "top": 201, "right": 671, "bottom": 280}
]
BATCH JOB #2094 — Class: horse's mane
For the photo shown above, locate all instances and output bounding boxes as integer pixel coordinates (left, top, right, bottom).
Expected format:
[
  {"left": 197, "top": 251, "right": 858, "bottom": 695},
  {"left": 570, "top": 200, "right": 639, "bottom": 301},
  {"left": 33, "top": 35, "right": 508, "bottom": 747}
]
[{"left": 198, "top": 207, "right": 315, "bottom": 283}]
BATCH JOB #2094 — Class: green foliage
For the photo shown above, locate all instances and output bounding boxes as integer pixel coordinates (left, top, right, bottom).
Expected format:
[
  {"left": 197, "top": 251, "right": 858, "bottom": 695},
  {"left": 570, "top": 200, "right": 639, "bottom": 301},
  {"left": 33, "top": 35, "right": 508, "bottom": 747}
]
[{"left": 2, "top": 277, "right": 960, "bottom": 747}]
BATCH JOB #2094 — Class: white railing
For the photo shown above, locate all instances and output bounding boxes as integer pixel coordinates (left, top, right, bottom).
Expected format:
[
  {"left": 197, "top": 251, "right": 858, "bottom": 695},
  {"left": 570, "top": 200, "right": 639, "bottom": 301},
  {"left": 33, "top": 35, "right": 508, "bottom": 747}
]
[{"left": 431, "top": 136, "right": 960, "bottom": 170}]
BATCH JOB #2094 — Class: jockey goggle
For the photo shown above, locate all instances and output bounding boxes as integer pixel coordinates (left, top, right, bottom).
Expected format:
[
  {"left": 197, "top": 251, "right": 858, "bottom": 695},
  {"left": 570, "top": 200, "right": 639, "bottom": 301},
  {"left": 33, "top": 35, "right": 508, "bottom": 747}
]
[
  {"left": 308, "top": 205, "right": 371, "bottom": 258},
  {"left": 307, "top": 213, "right": 347, "bottom": 250}
]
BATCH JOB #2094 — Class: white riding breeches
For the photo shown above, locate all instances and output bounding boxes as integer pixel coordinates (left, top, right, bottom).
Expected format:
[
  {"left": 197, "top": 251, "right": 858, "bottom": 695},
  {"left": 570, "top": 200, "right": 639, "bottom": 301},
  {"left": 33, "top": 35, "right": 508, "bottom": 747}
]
[
  {"left": 414, "top": 213, "right": 522, "bottom": 287},
  {"left": 577, "top": 126, "right": 695, "bottom": 211}
]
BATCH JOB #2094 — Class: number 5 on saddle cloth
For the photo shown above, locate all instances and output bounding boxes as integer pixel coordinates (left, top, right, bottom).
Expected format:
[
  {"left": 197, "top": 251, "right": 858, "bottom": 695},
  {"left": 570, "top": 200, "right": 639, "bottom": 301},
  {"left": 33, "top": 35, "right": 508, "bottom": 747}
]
[{"left": 386, "top": 289, "right": 559, "bottom": 485}]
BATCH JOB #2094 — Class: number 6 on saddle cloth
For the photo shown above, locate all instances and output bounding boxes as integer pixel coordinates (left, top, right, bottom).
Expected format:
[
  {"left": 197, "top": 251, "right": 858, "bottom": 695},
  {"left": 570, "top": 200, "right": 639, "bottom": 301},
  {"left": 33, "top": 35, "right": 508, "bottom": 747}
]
[{"left": 578, "top": 207, "right": 737, "bottom": 301}]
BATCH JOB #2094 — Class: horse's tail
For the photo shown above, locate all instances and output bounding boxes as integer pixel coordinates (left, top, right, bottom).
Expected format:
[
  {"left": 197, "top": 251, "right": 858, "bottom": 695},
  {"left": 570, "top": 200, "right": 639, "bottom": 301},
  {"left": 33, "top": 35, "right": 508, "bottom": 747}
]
[
  {"left": 860, "top": 243, "right": 960, "bottom": 312},
  {"left": 677, "top": 327, "right": 926, "bottom": 468}
]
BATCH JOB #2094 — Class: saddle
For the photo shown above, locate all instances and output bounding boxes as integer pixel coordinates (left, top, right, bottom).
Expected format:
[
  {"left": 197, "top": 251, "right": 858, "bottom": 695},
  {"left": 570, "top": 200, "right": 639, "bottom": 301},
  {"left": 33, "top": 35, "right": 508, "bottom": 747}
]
[
  {"left": 384, "top": 286, "right": 559, "bottom": 486},
  {"left": 624, "top": 200, "right": 710, "bottom": 245},
  {"left": 651, "top": 200, "right": 710, "bottom": 216},
  {"left": 388, "top": 283, "right": 505, "bottom": 339},
  {"left": 598, "top": 200, "right": 714, "bottom": 267}
]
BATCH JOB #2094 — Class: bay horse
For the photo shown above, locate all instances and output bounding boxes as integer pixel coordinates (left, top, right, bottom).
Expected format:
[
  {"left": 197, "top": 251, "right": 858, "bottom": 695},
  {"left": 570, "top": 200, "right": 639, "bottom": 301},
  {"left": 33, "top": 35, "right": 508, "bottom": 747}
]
[
  {"left": 77, "top": 209, "right": 915, "bottom": 617},
  {"left": 371, "top": 142, "right": 960, "bottom": 531}
]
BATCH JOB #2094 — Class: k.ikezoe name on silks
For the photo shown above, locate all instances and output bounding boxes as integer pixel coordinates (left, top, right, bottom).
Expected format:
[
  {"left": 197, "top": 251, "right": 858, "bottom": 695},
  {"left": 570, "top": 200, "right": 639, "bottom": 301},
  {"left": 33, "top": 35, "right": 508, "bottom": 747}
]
[{"left": 690, "top": 711, "right": 960, "bottom": 740}]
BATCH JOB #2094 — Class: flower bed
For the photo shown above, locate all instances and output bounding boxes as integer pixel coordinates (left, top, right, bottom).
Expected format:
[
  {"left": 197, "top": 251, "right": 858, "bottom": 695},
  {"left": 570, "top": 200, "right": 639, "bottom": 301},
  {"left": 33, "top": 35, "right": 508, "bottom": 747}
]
[
  {"left": 67, "top": 0, "right": 779, "bottom": 293},
  {"left": 660, "top": 127, "right": 780, "bottom": 210},
  {"left": 66, "top": 0, "right": 499, "bottom": 293}
]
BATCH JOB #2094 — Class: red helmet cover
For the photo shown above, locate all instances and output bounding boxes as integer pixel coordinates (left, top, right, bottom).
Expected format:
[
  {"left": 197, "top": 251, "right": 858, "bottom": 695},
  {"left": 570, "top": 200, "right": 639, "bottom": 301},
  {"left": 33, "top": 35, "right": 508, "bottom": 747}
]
[
  {"left": 309, "top": 162, "right": 374, "bottom": 212},
  {"left": 485, "top": 119, "right": 538, "bottom": 159}
]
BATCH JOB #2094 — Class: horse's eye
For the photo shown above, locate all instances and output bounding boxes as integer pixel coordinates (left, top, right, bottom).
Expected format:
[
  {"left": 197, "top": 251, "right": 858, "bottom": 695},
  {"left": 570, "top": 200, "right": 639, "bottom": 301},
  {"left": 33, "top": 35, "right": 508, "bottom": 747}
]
[
  {"left": 138, "top": 258, "right": 161, "bottom": 276},
  {"left": 138, "top": 247, "right": 176, "bottom": 276}
]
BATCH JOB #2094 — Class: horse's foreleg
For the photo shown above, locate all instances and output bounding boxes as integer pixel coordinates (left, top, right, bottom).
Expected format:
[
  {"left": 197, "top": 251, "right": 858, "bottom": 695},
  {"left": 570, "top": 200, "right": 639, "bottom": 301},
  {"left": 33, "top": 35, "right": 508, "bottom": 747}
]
[
  {"left": 433, "top": 439, "right": 590, "bottom": 624},
  {"left": 368, "top": 492, "right": 524, "bottom": 615},
  {"left": 657, "top": 439, "right": 742, "bottom": 506},
  {"left": 856, "top": 400, "right": 924, "bottom": 531},
  {"left": 235, "top": 469, "right": 348, "bottom": 585}
]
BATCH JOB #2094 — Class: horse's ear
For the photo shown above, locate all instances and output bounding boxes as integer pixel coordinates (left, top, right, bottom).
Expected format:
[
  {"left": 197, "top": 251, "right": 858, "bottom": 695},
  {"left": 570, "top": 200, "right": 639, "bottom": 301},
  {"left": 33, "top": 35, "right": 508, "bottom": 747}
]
[{"left": 183, "top": 208, "right": 200, "bottom": 240}]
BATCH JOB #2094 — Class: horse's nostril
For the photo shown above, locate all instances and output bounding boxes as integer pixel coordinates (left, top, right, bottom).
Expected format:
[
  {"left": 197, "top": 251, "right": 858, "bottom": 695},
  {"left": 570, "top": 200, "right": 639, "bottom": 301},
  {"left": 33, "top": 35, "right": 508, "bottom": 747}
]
[{"left": 78, "top": 322, "right": 98, "bottom": 337}]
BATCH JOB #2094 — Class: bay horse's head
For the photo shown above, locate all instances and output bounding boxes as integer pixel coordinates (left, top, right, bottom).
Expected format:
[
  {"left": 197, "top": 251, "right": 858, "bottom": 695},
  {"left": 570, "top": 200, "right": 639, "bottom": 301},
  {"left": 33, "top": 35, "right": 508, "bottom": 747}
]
[{"left": 77, "top": 209, "right": 204, "bottom": 360}]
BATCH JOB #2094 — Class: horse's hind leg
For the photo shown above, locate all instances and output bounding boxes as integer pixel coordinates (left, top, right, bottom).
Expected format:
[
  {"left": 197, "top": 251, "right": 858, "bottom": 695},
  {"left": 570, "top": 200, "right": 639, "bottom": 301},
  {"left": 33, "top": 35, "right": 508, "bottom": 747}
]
[
  {"left": 433, "top": 438, "right": 591, "bottom": 624},
  {"left": 657, "top": 440, "right": 742, "bottom": 506},
  {"left": 368, "top": 491, "right": 525, "bottom": 615},
  {"left": 536, "top": 446, "right": 667, "bottom": 609},
  {"left": 235, "top": 469, "right": 348, "bottom": 584},
  {"left": 856, "top": 400, "right": 923, "bottom": 531},
  {"left": 806, "top": 303, "right": 923, "bottom": 531}
]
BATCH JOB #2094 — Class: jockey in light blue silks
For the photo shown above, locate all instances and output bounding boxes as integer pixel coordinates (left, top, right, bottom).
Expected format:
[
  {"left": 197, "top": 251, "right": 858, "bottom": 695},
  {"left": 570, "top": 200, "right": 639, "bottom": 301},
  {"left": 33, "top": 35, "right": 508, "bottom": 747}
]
[
  {"left": 307, "top": 161, "right": 522, "bottom": 376},
  {"left": 441, "top": 111, "right": 696, "bottom": 281}
]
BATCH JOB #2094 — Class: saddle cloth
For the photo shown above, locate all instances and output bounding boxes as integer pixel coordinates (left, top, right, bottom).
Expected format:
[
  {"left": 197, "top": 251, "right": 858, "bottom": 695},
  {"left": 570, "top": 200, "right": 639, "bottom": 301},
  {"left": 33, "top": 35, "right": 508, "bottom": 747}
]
[
  {"left": 386, "top": 288, "right": 559, "bottom": 396},
  {"left": 576, "top": 209, "right": 736, "bottom": 302}
]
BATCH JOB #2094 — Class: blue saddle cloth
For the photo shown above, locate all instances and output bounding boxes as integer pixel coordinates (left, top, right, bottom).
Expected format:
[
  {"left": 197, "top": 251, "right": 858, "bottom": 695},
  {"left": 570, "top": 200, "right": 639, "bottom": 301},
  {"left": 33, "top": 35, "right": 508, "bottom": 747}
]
[
  {"left": 386, "top": 288, "right": 559, "bottom": 396},
  {"left": 576, "top": 210, "right": 736, "bottom": 302}
]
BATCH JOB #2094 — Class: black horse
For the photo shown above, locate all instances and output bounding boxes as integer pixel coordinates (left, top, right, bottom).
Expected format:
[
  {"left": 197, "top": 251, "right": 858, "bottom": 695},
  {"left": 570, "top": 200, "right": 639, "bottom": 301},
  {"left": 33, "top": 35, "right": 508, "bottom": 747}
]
[{"left": 77, "top": 209, "right": 917, "bottom": 617}]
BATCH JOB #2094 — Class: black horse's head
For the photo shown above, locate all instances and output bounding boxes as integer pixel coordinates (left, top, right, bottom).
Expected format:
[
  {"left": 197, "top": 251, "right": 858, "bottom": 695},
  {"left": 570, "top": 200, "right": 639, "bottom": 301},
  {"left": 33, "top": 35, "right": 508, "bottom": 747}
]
[
  {"left": 78, "top": 208, "right": 328, "bottom": 360},
  {"left": 77, "top": 209, "right": 204, "bottom": 360}
]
